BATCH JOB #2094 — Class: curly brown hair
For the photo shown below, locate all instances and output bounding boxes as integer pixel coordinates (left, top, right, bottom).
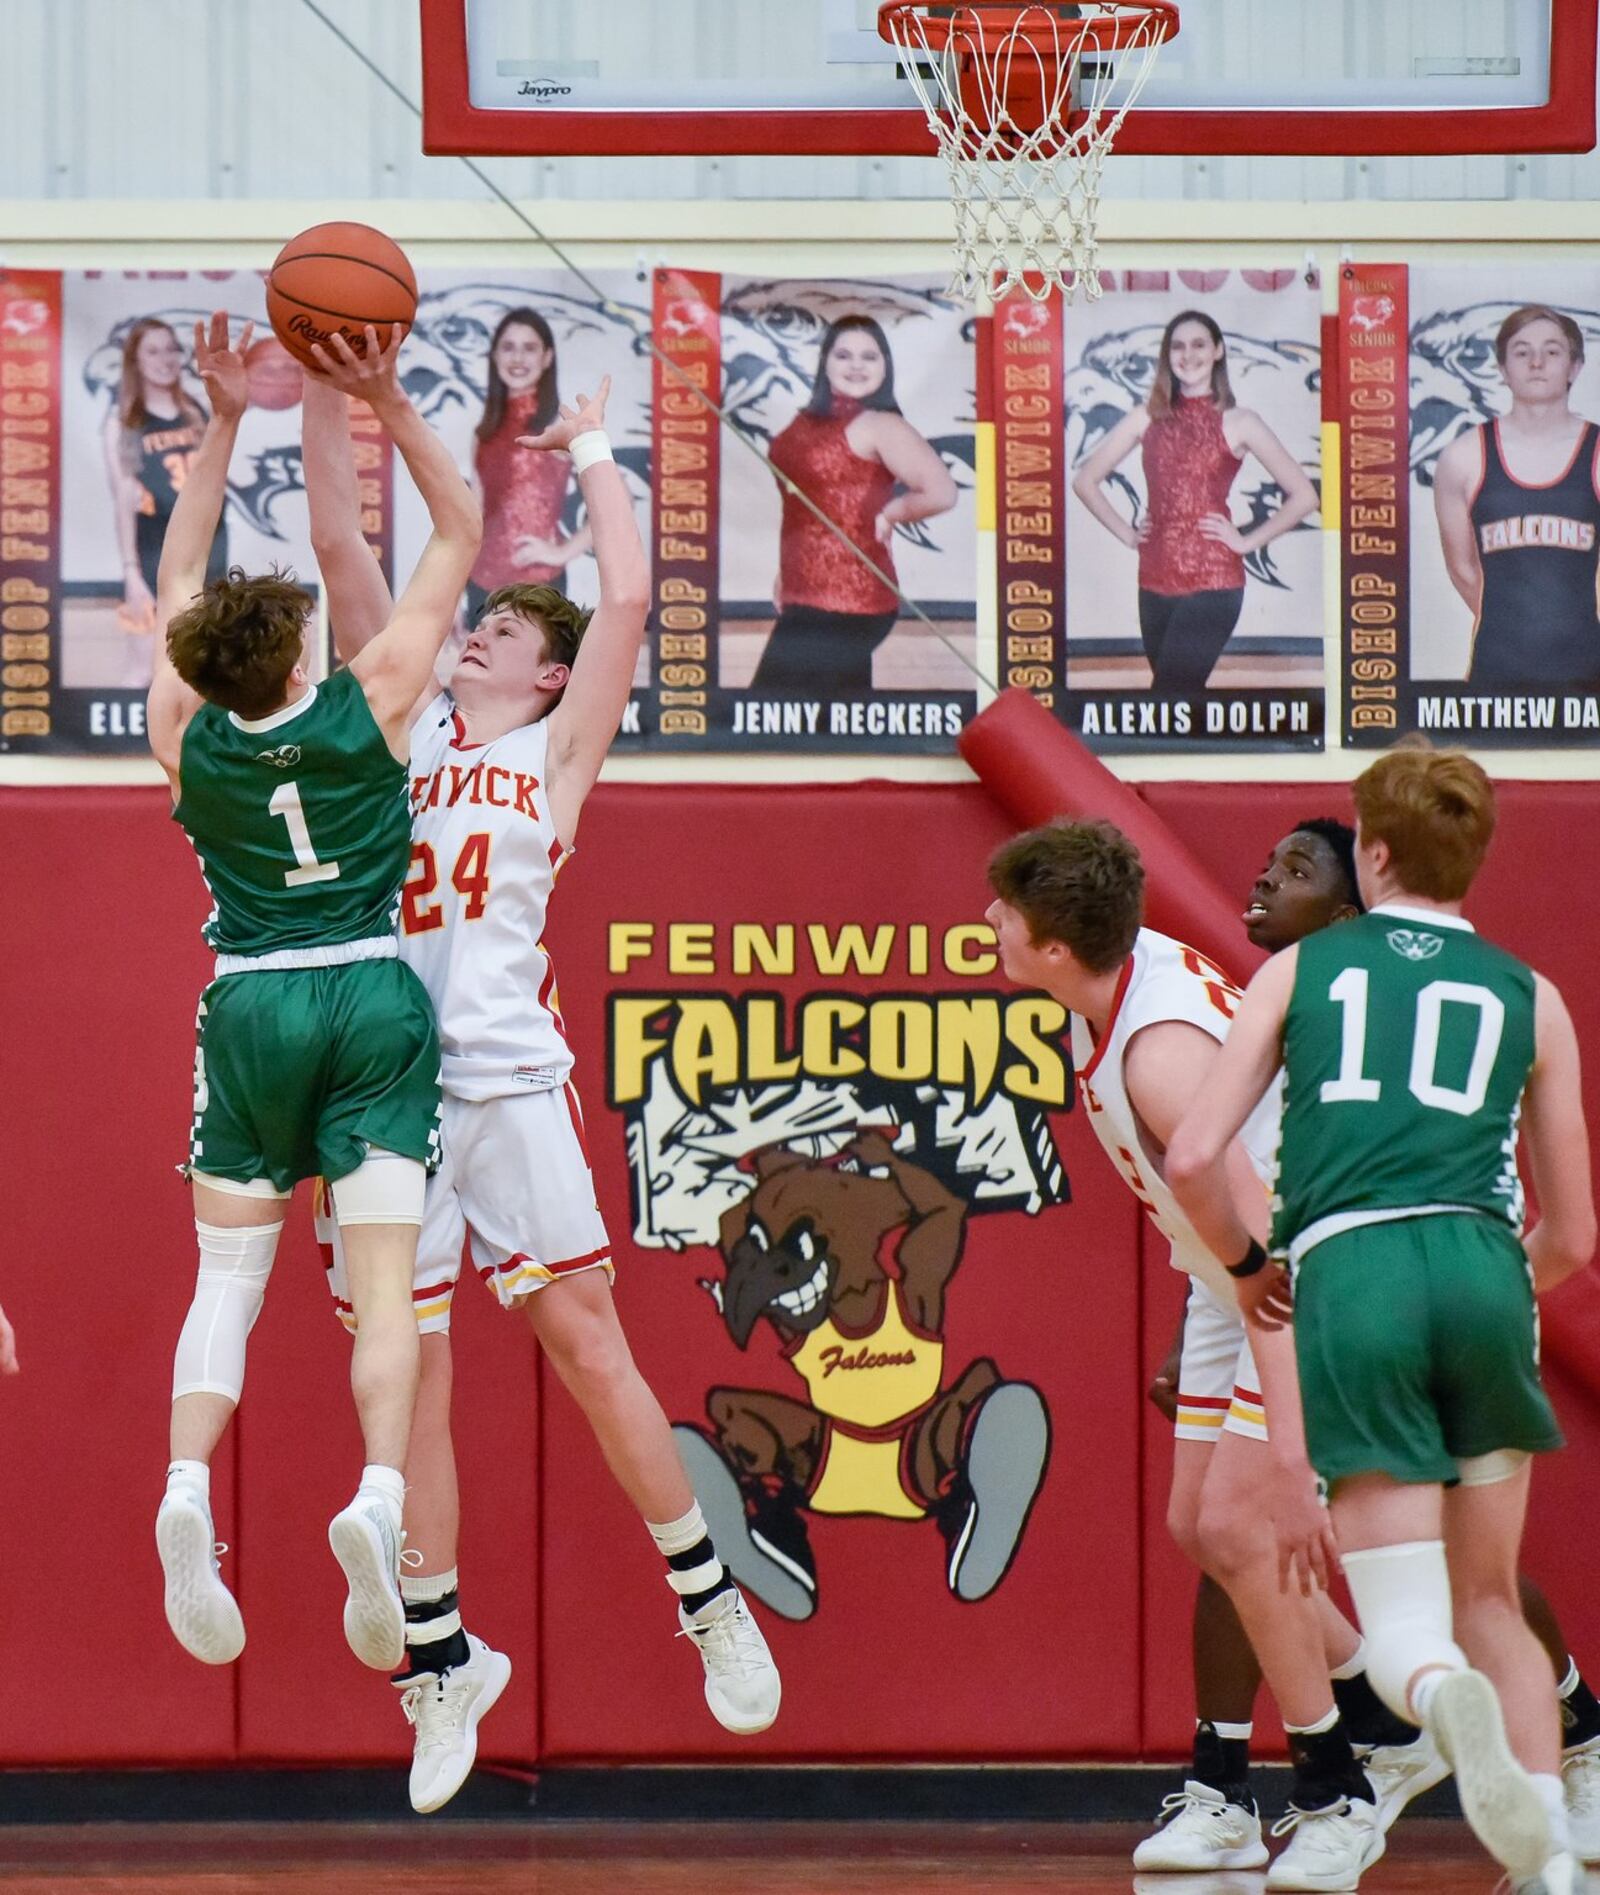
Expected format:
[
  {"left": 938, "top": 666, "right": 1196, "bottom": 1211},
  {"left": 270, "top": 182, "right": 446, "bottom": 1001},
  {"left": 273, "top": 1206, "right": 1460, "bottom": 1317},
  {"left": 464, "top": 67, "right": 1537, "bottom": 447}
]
[
  {"left": 987, "top": 819, "right": 1145, "bottom": 973},
  {"left": 166, "top": 567, "right": 313, "bottom": 718},
  {"left": 478, "top": 582, "right": 592, "bottom": 671}
]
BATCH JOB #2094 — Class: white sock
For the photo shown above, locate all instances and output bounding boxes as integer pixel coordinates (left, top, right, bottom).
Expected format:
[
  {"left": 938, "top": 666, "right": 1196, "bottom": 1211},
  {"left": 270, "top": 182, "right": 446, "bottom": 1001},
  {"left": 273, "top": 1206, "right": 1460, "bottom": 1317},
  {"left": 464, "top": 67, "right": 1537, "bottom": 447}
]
[
  {"left": 358, "top": 1463, "right": 405, "bottom": 1512},
  {"left": 1329, "top": 1639, "right": 1367, "bottom": 1683},
  {"left": 648, "top": 1502, "right": 710, "bottom": 1558},
  {"left": 1284, "top": 1705, "right": 1341, "bottom": 1737},
  {"left": 1532, "top": 1771, "right": 1572, "bottom": 1854},
  {"left": 166, "top": 1458, "right": 210, "bottom": 1496},
  {"left": 1409, "top": 1667, "right": 1453, "bottom": 1723},
  {"left": 400, "top": 1565, "right": 458, "bottom": 1607},
  {"left": 1212, "top": 1720, "right": 1253, "bottom": 1742}
]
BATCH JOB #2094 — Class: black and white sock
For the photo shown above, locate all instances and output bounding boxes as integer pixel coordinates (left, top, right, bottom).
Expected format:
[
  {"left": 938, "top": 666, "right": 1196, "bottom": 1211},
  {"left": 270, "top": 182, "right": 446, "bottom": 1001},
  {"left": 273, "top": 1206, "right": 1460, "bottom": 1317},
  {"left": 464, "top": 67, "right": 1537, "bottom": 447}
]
[
  {"left": 1331, "top": 1643, "right": 1420, "bottom": 1750},
  {"left": 649, "top": 1502, "right": 734, "bottom": 1618},
  {"left": 396, "top": 1565, "right": 470, "bottom": 1680},
  {"left": 1561, "top": 1659, "right": 1600, "bottom": 1751},
  {"left": 1285, "top": 1707, "right": 1374, "bottom": 1813},
  {"left": 1193, "top": 1719, "right": 1254, "bottom": 1806}
]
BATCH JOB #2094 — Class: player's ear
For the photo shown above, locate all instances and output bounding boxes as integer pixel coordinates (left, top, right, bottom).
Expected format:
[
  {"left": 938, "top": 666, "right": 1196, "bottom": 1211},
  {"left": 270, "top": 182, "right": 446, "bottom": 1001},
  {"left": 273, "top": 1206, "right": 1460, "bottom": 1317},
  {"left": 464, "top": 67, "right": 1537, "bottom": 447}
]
[{"left": 541, "top": 660, "right": 571, "bottom": 692}]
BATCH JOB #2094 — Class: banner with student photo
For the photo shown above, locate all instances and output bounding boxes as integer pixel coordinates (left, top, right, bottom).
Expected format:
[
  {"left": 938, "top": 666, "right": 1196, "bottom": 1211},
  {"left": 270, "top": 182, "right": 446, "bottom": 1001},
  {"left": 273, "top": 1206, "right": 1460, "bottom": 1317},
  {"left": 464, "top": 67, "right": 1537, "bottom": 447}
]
[
  {"left": 387, "top": 268, "right": 653, "bottom": 748},
  {"left": 8, "top": 268, "right": 366, "bottom": 757},
  {"left": 998, "top": 270, "right": 1326, "bottom": 754},
  {"left": 1341, "top": 262, "right": 1600, "bottom": 747},
  {"left": 649, "top": 269, "right": 979, "bottom": 754}
]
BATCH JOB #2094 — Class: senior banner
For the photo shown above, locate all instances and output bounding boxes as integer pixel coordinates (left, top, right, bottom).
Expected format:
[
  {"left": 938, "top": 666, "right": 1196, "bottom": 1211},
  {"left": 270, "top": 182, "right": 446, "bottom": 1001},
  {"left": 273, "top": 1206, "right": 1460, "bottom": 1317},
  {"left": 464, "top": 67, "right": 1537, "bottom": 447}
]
[
  {"left": 1342, "top": 262, "right": 1600, "bottom": 746},
  {"left": 997, "top": 269, "right": 1327, "bottom": 754},
  {"left": 648, "top": 269, "right": 981, "bottom": 754}
]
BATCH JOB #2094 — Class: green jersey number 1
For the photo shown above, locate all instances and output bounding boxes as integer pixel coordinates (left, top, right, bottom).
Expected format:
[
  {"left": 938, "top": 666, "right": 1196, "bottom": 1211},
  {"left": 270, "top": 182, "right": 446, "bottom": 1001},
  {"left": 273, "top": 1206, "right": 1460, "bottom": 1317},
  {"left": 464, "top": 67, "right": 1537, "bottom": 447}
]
[
  {"left": 1320, "top": 967, "right": 1506, "bottom": 1118},
  {"left": 269, "top": 781, "right": 341, "bottom": 888}
]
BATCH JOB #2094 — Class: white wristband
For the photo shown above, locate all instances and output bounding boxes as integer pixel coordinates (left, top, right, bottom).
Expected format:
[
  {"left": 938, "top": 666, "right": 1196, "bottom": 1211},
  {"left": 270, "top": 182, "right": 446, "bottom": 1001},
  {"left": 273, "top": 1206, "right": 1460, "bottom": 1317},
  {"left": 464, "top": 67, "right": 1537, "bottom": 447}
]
[{"left": 570, "top": 430, "right": 614, "bottom": 475}]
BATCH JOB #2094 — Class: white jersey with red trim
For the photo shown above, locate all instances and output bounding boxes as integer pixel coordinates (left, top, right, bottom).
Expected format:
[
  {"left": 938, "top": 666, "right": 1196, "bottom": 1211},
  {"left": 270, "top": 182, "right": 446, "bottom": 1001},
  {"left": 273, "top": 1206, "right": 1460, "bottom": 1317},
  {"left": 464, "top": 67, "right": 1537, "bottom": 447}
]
[
  {"left": 1072, "top": 927, "right": 1281, "bottom": 1304},
  {"left": 400, "top": 692, "right": 573, "bottom": 1101}
]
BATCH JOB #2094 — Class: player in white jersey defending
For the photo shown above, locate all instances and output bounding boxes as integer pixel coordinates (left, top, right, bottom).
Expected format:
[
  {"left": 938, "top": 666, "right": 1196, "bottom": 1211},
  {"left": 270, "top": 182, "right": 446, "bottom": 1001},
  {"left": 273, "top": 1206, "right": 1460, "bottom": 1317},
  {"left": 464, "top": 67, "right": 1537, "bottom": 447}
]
[
  {"left": 986, "top": 819, "right": 1385, "bottom": 1891},
  {"left": 302, "top": 356, "right": 780, "bottom": 1812}
]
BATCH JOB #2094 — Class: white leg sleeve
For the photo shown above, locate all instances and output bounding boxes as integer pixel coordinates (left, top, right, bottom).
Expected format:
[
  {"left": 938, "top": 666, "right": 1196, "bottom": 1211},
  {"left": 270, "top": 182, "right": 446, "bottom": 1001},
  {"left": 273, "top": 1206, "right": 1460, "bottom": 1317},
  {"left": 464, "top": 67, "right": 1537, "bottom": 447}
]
[
  {"left": 1342, "top": 1539, "right": 1468, "bottom": 1724},
  {"left": 330, "top": 1148, "right": 426, "bottom": 1227},
  {"left": 171, "top": 1218, "right": 283, "bottom": 1403}
]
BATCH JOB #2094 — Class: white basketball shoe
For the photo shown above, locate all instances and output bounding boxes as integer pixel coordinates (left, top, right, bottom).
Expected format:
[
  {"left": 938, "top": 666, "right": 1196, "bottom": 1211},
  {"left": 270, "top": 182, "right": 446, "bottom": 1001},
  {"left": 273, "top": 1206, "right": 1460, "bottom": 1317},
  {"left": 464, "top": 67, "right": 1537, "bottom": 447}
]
[
  {"left": 327, "top": 1489, "right": 406, "bottom": 1670},
  {"left": 1564, "top": 1739, "right": 1600, "bottom": 1862},
  {"left": 1509, "top": 1851, "right": 1590, "bottom": 1894},
  {"left": 1266, "top": 1795, "right": 1384, "bottom": 1890},
  {"left": 1427, "top": 1669, "right": 1552, "bottom": 1884},
  {"left": 1363, "top": 1728, "right": 1452, "bottom": 1831},
  {"left": 397, "top": 1635, "right": 513, "bottom": 1814},
  {"left": 156, "top": 1482, "right": 245, "bottom": 1665},
  {"left": 677, "top": 1586, "right": 781, "bottom": 1734},
  {"left": 1132, "top": 1780, "right": 1269, "bottom": 1871}
]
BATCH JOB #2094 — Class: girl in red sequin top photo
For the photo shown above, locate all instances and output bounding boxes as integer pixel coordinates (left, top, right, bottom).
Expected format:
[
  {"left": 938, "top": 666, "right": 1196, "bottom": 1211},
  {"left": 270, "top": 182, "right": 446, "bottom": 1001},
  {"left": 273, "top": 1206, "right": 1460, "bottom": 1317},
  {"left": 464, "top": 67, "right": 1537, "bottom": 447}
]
[
  {"left": 752, "top": 315, "right": 958, "bottom": 693},
  {"left": 1071, "top": 309, "right": 1319, "bottom": 693},
  {"left": 468, "top": 307, "right": 592, "bottom": 621}
]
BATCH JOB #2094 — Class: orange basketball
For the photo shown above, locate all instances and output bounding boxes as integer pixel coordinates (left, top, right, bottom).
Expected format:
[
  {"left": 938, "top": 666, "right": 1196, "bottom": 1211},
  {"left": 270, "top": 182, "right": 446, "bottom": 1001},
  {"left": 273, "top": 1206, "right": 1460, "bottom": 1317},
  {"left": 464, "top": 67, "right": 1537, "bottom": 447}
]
[{"left": 266, "top": 221, "right": 417, "bottom": 372}]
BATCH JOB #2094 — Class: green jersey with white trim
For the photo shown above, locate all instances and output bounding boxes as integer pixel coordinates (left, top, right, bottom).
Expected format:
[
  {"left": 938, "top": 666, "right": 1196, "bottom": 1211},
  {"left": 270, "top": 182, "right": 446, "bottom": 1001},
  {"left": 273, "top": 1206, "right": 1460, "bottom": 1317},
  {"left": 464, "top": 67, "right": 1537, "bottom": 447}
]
[
  {"left": 1271, "top": 905, "right": 1534, "bottom": 1257},
  {"left": 173, "top": 668, "right": 411, "bottom": 956}
]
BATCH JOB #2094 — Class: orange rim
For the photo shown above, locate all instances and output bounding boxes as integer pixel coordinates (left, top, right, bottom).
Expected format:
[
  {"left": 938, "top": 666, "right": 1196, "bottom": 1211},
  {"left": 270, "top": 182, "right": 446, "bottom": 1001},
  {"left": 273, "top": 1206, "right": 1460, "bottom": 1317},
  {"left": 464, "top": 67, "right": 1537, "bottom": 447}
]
[{"left": 877, "top": 1, "right": 1179, "bottom": 56}]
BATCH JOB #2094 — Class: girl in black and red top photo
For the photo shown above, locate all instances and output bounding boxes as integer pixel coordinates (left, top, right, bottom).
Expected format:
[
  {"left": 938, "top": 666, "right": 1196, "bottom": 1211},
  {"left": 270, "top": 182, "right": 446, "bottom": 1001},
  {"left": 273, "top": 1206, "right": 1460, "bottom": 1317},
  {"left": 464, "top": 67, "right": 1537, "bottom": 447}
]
[
  {"left": 468, "top": 306, "right": 592, "bottom": 623},
  {"left": 1072, "top": 308, "right": 1319, "bottom": 694},
  {"left": 753, "top": 315, "right": 957, "bottom": 694}
]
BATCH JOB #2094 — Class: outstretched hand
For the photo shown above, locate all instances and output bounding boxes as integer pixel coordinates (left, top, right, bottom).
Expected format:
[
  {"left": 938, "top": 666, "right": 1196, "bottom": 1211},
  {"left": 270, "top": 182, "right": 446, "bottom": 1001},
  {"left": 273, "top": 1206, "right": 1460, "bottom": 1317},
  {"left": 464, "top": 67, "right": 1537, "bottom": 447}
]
[
  {"left": 518, "top": 375, "right": 612, "bottom": 454},
  {"left": 307, "top": 324, "right": 407, "bottom": 410},
  {"left": 192, "top": 311, "right": 255, "bottom": 423}
]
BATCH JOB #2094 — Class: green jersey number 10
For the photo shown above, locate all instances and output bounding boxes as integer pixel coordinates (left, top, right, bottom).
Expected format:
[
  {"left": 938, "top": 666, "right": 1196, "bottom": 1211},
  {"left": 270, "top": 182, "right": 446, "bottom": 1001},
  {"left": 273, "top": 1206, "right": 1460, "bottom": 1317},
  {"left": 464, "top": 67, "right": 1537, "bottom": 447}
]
[{"left": 1320, "top": 967, "right": 1506, "bottom": 1118}]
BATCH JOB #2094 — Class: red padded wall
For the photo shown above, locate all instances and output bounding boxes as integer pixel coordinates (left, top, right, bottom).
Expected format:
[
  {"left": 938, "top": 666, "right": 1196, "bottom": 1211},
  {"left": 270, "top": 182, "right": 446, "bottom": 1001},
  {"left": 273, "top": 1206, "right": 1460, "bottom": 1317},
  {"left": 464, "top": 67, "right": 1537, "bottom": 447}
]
[{"left": 1, "top": 777, "right": 1597, "bottom": 1767}]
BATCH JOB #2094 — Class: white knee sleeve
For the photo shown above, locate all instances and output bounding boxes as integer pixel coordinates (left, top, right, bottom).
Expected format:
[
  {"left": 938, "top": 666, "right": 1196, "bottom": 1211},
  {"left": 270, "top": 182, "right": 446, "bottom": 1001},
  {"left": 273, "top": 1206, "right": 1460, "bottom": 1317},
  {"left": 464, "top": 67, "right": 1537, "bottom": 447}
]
[
  {"left": 1342, "top": 1539, "right": 1467, "bottom": 1725},
  {"left": 172, "top": 1218, "right": 282, "bottom": 1403},
  {"left": 330, "top": 1148, "right": 426, "bottom": 1227}
]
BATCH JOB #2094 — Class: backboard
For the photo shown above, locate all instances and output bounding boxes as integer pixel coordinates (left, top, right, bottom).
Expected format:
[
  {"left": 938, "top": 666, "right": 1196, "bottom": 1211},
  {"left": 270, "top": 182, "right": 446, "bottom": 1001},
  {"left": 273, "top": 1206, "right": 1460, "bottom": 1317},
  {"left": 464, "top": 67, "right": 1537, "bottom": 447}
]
[{"left": 421, "top": 0, "right": 1598, "bottom": 159}]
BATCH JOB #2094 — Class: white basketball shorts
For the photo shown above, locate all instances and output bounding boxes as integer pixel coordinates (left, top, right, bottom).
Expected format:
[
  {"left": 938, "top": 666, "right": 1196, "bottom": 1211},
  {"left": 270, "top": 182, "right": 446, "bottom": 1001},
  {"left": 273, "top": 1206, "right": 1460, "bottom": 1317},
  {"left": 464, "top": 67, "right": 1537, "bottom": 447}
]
[
  {"left": 320, "top": 1083, "right": 613, "bottom": 1335},
  {"left": 1174, "top": 1275, "right": 1267, "bottom": 1443}
]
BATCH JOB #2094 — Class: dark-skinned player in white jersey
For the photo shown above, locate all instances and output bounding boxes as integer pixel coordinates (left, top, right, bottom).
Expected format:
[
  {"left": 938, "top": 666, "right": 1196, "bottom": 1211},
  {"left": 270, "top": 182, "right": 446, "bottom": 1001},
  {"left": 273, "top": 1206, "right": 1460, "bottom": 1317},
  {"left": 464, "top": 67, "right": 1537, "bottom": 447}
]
[{"left": 1169, "top": 746, "right": 1597, "bottom": 1895}]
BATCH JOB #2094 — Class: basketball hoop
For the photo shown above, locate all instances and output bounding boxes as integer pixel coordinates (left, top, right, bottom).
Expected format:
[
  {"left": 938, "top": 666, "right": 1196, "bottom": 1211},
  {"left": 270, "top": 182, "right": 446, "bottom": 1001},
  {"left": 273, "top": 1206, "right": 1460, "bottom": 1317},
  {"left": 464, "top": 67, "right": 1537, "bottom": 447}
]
[{"left": 878, "top": 2, "right": 1178, "bottom": 304}]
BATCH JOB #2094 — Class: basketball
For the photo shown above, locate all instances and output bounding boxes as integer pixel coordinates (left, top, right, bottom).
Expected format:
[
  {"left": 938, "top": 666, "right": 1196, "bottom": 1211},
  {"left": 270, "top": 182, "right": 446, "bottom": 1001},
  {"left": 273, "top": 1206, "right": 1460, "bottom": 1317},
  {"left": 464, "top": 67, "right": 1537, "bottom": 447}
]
[{"left": 265, "top": 221, "right": 417, "bottom": 371}]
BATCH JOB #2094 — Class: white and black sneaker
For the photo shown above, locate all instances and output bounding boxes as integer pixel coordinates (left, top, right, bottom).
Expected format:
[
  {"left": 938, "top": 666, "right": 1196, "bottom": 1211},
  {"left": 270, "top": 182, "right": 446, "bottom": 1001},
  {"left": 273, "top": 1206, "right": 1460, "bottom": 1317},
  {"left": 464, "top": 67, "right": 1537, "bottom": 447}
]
[
  {"left": 397, "top": 1635, "right": 512, "bottom": 1814},
  {"left": 1364, "top": 1727, "right": 1452, "bottom": 1831},
  {"left": 328, "top": 1490, "right": 406, "bottom": 1671},
  {"left": 156, "top": 1483, "right": 245, "bottom": 1665},
  {"left": 1564, "top": 1738, "right": 1600, "bottom": 1863},
  {"left": 1428, "top": 1669, "right": 1552, "bottom": 1884},
  {"left": 1267, "top": 1795, "right": 1384, "bottom": 1890},
  {"left": 677, "top": 1586, "right": 781, "bottom": 1735},
  {"left": 1132, "top": 1779, "right": 1269, "bottom": 1871}
]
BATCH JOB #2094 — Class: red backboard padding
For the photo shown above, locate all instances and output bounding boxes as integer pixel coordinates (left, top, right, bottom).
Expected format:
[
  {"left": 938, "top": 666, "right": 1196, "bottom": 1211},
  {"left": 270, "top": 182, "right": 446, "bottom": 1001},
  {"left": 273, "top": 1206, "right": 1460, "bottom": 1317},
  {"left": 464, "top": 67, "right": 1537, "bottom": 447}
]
[{"left": 1, "top": 778, "right": 1596, "bottom": 1767}]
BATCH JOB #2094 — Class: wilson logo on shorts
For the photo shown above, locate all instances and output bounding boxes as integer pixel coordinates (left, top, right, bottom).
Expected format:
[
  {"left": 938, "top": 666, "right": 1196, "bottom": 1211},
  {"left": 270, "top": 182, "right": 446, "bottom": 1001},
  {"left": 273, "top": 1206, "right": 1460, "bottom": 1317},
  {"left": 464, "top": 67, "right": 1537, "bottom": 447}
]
[{"left": 1385, "top": 928, "right": 1444, "bottom": 962}]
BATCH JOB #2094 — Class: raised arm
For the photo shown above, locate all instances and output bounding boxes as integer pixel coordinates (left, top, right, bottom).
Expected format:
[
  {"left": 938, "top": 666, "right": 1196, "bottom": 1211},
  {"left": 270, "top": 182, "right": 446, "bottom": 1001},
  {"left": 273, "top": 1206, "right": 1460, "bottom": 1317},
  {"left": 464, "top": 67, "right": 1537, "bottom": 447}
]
[
  {"left": 1521, "top": 973, "right": 1597, "bottom": 1293},
  {"left": 538, "top": 378, "right": 650, "bottom": 835},
  {"left": 1433, "top": 430, "right": 1486, "bottom": 615},
  {"left": 302, "top": 371, "right": 394, "bottom": 662},
  {"left": 863, "top": 412, "right": 959, "bottom": 544},
  {"left": 313, "top": 329, "right": 482, "bottom": 753},
  {"left": 1069, "top": 407, "right": 1149, "bottom": 549},
  {"left": 146, "top": 312, "right": 251, "bottom": 786}
]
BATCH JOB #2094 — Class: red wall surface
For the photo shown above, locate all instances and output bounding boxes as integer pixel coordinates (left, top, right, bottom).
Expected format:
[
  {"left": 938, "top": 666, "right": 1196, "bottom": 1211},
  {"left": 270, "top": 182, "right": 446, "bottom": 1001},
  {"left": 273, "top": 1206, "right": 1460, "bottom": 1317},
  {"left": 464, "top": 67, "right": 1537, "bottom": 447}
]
[{"left": 2, "top": 779, "right": 1596, "bottom": 1768}]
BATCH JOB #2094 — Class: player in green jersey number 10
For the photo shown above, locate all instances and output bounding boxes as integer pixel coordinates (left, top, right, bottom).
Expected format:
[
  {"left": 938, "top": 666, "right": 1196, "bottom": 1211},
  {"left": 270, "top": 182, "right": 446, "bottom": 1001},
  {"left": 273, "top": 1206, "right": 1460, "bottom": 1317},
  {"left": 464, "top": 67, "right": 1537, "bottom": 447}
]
[
  {"left": 144, "top": 312, "right": 483, "bottom": 1676},
  {"left": 1170, "top": 746, "right": 1597, "bottom": 1895}
]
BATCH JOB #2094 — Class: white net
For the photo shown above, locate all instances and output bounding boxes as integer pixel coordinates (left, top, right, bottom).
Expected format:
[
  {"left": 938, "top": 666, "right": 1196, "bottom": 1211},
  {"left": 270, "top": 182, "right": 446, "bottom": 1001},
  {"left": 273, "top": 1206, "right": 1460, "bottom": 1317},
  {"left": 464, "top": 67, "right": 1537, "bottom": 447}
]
[{"left": 880, "top": 2, "right": 1175, "bottom": 304}]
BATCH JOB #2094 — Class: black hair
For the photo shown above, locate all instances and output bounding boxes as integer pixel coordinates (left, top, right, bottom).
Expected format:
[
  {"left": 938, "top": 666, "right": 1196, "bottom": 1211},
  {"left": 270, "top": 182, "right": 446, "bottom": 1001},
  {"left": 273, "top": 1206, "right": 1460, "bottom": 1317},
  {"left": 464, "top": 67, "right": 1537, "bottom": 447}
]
[
  {"left": 801, "top": 316, "right": 903, "bottom": 418},
  {"left": 1292, "top": 816, "right": 1363, "bottom": 912}
]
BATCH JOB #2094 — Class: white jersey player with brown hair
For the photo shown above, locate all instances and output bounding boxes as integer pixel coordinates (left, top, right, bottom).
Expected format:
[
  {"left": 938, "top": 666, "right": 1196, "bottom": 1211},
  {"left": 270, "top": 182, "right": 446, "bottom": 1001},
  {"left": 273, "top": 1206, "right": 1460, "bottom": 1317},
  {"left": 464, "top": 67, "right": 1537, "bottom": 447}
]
[{"left": 304, "top": 358, "right": 780, "bottom": 1817}]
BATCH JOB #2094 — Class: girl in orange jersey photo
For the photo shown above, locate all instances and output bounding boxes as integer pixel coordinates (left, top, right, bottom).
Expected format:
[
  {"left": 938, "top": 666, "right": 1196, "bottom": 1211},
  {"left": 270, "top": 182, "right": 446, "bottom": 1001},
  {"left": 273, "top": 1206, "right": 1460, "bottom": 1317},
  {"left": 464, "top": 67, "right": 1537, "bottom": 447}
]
[{"left": 99, "top": 318, "right": 229, "bottom": 685}]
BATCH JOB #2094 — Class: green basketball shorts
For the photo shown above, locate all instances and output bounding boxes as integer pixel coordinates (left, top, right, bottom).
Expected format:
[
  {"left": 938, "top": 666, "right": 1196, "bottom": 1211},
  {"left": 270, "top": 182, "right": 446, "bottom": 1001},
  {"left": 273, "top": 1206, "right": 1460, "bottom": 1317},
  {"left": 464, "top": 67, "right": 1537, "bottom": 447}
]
[
  {"left": 1292, "top": 1212, "right": 1563, "bottom": 1490},
  {"left": 186, "top": 957, "right": 442, "bottom": 1193}
]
